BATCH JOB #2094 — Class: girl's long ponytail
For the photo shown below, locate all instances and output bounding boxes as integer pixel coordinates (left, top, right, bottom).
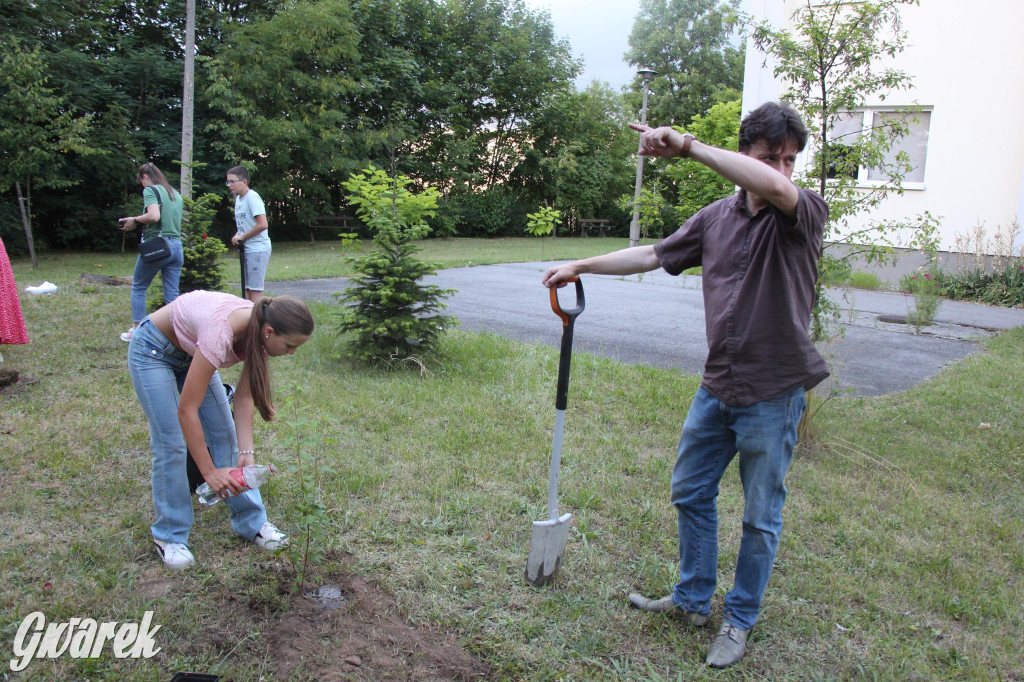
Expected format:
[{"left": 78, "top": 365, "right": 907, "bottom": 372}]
[{"left": 243, "top": 295, "right": 314, "bottom": 421}]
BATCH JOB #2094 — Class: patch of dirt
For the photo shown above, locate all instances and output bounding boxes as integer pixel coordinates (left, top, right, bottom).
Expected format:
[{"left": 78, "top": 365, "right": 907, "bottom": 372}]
[
  {"left": 264, "top": 571, "right": 488, "bottom": 681},
  {"left": 0, "top": 367, "right": 17, "bottom": 388},
  {"left": 137, "top": 577, "right": 177, "bottom": 600},
  {"left": 80, "top": 272, "right": 133, "bottom": 286},
  {"left": 0, "top": 372, "right": 36, "bottom": 397}
]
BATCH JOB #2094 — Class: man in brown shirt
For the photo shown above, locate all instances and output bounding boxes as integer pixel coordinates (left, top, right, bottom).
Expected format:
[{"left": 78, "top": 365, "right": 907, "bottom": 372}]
[{"left": 542, "top": 102, "right": 828, "bottom": 668}]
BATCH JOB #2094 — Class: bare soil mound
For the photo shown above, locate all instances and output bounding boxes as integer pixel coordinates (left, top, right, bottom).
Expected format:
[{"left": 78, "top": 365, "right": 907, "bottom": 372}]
[{"left": 252, "top": 569, "right": 488, "bottom": 681}]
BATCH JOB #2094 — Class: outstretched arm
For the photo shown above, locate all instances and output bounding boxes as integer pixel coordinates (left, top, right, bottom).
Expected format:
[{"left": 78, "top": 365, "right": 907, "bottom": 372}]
[
  {"left": 630, "top": 123, "right": 799, "bottom": 217},
  {"left": 542, "top": 245, "right": 661, "bottom": 288}
]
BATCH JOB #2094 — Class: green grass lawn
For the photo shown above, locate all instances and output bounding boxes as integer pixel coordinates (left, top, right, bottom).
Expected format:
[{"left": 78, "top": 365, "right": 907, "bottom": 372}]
[{"left": 1, "top": 243, "right": 1022, "bottom": 680}]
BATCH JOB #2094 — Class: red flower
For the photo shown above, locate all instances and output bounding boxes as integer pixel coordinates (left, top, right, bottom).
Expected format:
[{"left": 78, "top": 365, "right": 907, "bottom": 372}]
[
  {"left": 924, "top": 273, "right": 931, "bottom": 279},
  {"left": 202, "top": 233, "right": 208, "bottom": 240}
]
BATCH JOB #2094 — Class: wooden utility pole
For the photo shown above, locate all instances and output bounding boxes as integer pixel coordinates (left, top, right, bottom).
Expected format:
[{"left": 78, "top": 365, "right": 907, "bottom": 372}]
[{"left": 179, "top": 0, "right": 196, "bottom": 200}]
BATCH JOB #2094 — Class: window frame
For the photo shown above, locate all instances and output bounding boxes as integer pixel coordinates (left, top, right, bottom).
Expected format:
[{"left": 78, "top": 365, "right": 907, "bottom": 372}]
[{"left": 821, "top": 106, "right": 932, "bottom": 191}]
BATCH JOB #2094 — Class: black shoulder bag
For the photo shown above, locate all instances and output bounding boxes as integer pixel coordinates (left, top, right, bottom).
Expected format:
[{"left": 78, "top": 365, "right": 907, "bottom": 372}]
[{"left": 138, "top": 185, "right": 171, "bottom": 262}]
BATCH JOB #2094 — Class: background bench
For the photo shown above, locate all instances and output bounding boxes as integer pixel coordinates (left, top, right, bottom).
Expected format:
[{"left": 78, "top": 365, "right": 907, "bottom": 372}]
[
  {"left": 579, "top": 218, "right": 610, "bottom": 237},
  {"left": 307, "top": 215, "right": 356, "bottom": 242}
]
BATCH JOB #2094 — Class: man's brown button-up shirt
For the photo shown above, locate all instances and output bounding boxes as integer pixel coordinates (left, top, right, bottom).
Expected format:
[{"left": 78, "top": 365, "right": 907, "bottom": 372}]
[{"left": 654, "top": 188, "right": 830, "bottom": 406}]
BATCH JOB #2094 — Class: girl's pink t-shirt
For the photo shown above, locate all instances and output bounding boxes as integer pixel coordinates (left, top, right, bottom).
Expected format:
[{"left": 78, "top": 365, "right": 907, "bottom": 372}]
[{"left": 169, "top": 291, "right": 253, "bottom": 368}]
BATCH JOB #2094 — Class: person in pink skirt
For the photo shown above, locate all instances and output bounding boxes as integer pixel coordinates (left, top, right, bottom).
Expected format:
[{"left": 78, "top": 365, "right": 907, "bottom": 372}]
[{"left": 0, "top": 236, "right": 29, "bottom": 375}]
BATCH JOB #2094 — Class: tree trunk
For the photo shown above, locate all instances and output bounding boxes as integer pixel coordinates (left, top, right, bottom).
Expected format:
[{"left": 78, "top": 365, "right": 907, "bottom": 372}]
[
  {"left": 179, "top": 0, "right": 196, "bottom": 200},
  {"left": 15, "top": 181, "right": 37, "bottom": 268}
]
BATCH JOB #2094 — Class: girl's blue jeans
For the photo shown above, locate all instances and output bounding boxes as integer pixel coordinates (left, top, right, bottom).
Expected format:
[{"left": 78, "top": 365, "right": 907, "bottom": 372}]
[
  {"left": 670, "top": 385, "right": 807, "bottom": 631},
  {"left": 127, "top": 319, "right": 267, "bottom": 546},
  {"left": 130, "top": 237, "right": 184, "bottom": 323}
]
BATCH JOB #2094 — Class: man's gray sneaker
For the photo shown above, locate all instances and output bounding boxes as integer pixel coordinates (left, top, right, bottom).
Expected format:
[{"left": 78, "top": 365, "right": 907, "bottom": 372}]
[
  {"left": 706, "top": 622, "right": 749, "bottom": 668},
  {"left": 627, "top": 593, "right": 709, "bottom": 627}
]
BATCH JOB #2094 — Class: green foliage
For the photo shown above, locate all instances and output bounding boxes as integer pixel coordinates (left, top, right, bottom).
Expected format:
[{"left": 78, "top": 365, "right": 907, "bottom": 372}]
[
  {"left": 205, "top": 0, "right": 579, "bottom": 230},
  {"left": 334, "top": 167, "right": 455, "bottom": 366},
  {"left": 938, "top": 263, "right": 1024, "bottom": 307},
  {"left": 179, "top": 193, "right": 229, "bottom": 293},
  {"left": 848, "top": 271, "right": 882, "bottom": 290},
  {"left": 521, "top": 82, "right": 635, "bottom": 228},
  {"left": 664, "top": 99, "right": 741, "bottom": 222},
  {"left": 205, "top": 0, "right": 362, "bottom": 226},
  {"left": 524, "top": 206, "right": 562, "bottom": 237},
  {"left": 3, "top": 0, "right": 582, "bottom": 250},
  {"left": 438, "top": 186, "right": 533, "bottom": 237},
  {"left": 617, "top": 183, "right": 669, "bottom": 240},
  {"left": 0, "top": 0, "right": 236, "bottom": 250},
  {"left": 0, "top": 37, "right": 96, "bottom": 258},
  {"left": 625, "top": 0, "right": 744, "bottom": 127},
  {"left": 899, "top": 271, "right": 941, "bottom": 332},
  {"left": 278, "top": 401, "right": 337, "bottom": 593},
  {"left": 817, "top": 256, "right": 852, "bottom": 288},
  {"left": 0, "top": 39, "right": 95, "bottom": 195}
]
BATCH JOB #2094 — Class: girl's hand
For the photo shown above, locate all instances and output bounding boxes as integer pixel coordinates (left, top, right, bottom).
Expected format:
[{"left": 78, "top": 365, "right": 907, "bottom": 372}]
[
  {"left": 118, "top": 217, "right": 136, "bottom": 232},
  {"left": 237, "top": 450, "right": 255, "bottom": 468},
  {"left": 204, "top": 467, "right": 246, "bottom": 499}
]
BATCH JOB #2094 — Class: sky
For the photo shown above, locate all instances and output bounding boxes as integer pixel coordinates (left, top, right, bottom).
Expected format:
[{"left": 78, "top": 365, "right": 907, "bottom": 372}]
[{"left": 522, "top": 0, "right": 644, "bottom": 92}]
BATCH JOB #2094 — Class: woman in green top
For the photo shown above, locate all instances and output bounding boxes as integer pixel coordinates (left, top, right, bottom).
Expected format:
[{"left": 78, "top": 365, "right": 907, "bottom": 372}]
[{"left": 118, "top": 162, "right": 185, "bottom": 343}]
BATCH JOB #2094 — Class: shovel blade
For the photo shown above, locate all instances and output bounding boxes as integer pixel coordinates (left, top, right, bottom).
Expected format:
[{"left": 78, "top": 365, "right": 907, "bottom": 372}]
[{"left": 525, "top": 513, "right": 573, "bottom": 587}]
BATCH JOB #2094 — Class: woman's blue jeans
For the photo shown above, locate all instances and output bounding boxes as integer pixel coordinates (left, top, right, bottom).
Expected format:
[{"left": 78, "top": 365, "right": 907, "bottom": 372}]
[
  {"left": 131, "top": 237, "right": 184, "bottom": 323},
  {"left": 127, "top": 319, "right": 267, "bottom": 546},
  {"left": 670, "top": 385, "right": 806, "bottom": 631}
]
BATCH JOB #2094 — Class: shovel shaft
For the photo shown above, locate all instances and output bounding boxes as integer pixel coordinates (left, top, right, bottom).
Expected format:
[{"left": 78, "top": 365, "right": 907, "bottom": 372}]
[
  {"left": 548, "top": 409, "right": 566, "bottom": 519},
  {"left": 239, "top": 245, "right": 247, "bottom": 296}
]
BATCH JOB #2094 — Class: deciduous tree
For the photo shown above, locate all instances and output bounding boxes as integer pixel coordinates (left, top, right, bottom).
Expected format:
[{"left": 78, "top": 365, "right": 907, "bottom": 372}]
[
  {"left": 0, "top": 40, "right": 94, "bottom": 264},
  {"left": 625, "top": 0, "right": 744, "bottom": 128},
  {"left": 752, "top": 0, "right": 926, "bottom": 341}
]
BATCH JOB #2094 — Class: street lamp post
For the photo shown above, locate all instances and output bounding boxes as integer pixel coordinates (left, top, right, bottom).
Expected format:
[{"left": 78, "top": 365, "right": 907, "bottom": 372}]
[{"left": 629, "top": 68, "right": 657, "bottom": 248}]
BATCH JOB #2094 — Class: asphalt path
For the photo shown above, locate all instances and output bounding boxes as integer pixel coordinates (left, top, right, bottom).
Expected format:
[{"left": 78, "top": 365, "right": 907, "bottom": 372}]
[{"left": 268, "top": 262, "right": 1024, "bottom": 397}]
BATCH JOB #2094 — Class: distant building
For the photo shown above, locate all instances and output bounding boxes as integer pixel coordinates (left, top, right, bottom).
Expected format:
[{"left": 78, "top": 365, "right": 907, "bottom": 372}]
[{"left": 742, "top": 0, "right": 1024, "bottom": 253}]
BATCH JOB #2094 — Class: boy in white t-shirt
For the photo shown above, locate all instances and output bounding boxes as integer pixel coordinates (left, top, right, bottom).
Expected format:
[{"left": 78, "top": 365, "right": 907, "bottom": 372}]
[{"left": 227, "top": 166, "right": 271, "bottom": 302}]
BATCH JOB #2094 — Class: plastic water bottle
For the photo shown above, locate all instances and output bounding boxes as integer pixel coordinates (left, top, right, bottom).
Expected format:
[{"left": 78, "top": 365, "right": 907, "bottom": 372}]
[{"left": 196, "top": 464, "right": 276, "bottom": 505}]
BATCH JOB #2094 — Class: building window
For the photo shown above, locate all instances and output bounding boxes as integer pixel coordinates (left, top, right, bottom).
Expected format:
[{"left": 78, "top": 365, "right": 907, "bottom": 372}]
[
  {"left": 825, "top": 108, "right": 931, "bottom": 186},
  {"left": 825, "top": 112, "right": 863, "bottom": 181}
]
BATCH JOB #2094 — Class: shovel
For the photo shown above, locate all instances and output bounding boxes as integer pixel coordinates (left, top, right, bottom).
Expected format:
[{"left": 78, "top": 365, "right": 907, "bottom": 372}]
[
  {"left": 238, "top": 241, "right": 247, "bottom": 297},
  {"left": 526, "top": 276, "right": 585, "bottom": 587}
]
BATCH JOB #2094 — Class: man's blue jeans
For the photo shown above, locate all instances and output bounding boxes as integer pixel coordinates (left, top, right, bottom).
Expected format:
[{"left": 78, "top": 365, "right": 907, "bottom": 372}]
[
  {"left": 670, "top": 385, "right": 806, "bottom": 631},
  {"left": 130, "top": 237, "right": 184, "bottom": 322},
  {"left": 127, "top": 319, "right": 267, "bottom": 546}
]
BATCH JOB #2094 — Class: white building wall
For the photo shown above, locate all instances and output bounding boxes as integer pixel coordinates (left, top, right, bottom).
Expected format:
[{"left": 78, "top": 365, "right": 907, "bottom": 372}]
[
  {"left": 740, "top": 0, "right": 781, "bottom": 117},
  {"left": 745, "top": 0, "right": 1024, "bottom": 252}
]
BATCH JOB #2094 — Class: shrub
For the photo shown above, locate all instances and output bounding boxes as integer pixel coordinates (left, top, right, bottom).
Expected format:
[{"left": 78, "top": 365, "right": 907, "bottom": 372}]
[
  {"left": 334, "top": 167, "right": 454, "bottom": 367},
  {"left": 525, "top": 206, "right": 562, "bottom": 237},
  {"left": 899, "top": 270, "right": 942, "bottom": 332},
  {"left": 938, "top": 263, "right": 1024, "bottom": 307},
  {"left": 179, "top": 193, "right": 229, "bottom": 293},
  {"left": 441, "top": 187, "right": 528, "bottom": 237}
]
